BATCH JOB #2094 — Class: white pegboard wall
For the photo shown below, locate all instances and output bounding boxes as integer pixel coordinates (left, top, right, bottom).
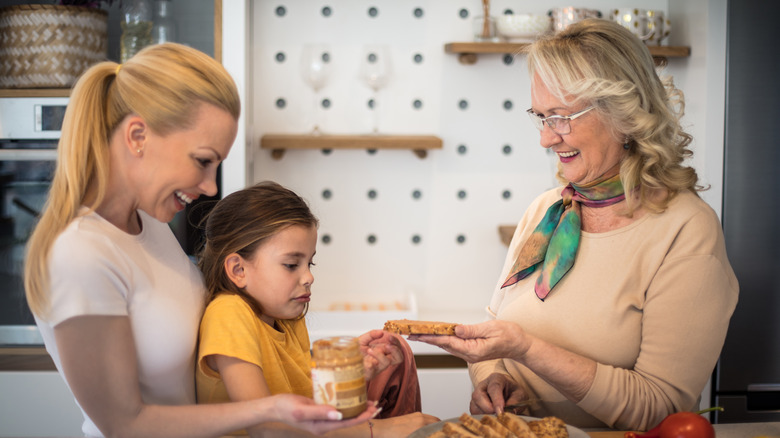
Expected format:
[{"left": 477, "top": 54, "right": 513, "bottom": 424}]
[{"left": 248, "top": 0, "right": 670, "bottom": 313}]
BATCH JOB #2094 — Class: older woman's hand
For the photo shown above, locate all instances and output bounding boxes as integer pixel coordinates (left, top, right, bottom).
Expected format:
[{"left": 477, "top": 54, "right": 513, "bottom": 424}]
[
  {"left": 470, "top": 373, "right": 529, "bottom": 416},
  {"left": 358, "top": 329, "right": 404, "bottom": 381},
  {"left": 409, "top": 320, "right": 531, "bottom": 363}
]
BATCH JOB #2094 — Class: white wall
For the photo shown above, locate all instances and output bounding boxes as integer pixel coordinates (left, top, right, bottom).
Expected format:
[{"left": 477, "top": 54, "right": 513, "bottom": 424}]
[{"left": 221, "top": 0, "right": 727, "bottom": 316}]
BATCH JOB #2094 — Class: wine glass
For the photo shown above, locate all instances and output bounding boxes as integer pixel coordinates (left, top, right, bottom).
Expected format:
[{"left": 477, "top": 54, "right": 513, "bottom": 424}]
[
  {"left": 359, "top": 45, "right": 391, "bottom": 134},
  {"left": 300, "top": 44, "right": 332, "bottom": 134}
]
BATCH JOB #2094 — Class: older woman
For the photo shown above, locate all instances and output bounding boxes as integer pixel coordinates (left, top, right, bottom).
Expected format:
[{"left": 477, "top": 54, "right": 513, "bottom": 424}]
[{"left": 411, "top": 19, "right": 738, "bottom": 431}]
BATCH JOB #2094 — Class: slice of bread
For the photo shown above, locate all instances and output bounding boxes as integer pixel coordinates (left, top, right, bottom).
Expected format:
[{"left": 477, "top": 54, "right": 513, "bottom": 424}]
[
  {"left": 497, "top": 412, "right": 537, "bottom": 438},
  {"left": 442, "top": 421, "right": 481, "bottom": 437},
  {"left": 478, "top": 423, "right": 507, "bottom": 438},
  {"left": 458, "top": 413, "right": 484, "bottom": 435},
  {"left": 481, "top": 415, "right": 517, "bottom": 438},
  {"left": 528, "top": 417, "right": 568, "bottom": 438},
  {"left": 383, "top": 319, "right": 458, "bottom": 335}
]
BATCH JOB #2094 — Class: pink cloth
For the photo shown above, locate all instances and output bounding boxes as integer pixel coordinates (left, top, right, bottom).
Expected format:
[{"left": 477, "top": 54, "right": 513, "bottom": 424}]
[{"left": 366, "top": 333, "right": 422, "bottom": 418}]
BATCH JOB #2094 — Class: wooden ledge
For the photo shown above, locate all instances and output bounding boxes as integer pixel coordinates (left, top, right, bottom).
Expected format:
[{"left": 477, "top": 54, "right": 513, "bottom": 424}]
[
  {"left": 445, "top": 42, "right": 690, "bottom": 65},
  {"left": 260, "top": 134, "right": 443, "bottom": 160}
]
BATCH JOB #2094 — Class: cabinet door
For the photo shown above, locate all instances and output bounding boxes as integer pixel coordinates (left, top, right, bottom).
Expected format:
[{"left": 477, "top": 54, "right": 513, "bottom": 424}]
[
  {"left": 418, "top": 368, "right": 473, "bottom": 420},
  {"left": 0, "top": 371, "right": 82, "bottom": 436}
]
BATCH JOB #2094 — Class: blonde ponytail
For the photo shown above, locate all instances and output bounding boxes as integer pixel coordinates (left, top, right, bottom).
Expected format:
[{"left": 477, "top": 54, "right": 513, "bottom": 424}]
[{"left": 24, "top": 43, "right": 240, "bottom": 319}]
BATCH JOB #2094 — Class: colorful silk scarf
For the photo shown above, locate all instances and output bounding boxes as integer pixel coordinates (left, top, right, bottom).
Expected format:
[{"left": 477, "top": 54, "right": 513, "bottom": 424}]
[{"left": 501, "top": 172, "right": 626, "bottom": 300}]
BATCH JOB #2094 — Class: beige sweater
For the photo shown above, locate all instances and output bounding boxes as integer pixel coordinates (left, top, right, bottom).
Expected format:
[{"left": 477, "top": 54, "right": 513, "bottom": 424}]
[{"left": 469, "top": 188, "right": 739, "bottom": 431}]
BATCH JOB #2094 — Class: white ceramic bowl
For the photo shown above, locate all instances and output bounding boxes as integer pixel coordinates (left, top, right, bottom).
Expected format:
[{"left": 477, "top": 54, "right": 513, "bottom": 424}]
[{"left": 497, "top": 14, "right": 552, "bottom": 41}]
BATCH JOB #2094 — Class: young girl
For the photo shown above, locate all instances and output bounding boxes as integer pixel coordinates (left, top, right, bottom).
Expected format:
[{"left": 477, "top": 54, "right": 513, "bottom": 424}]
[{"left": 196, "top": 181, "right": 438, "bottom": 437}]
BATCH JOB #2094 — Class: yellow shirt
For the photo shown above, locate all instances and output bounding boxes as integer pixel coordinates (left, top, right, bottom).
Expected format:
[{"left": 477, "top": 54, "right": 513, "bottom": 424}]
[{"left": 196, "top": 293, "right": 312, "bottom": 404}]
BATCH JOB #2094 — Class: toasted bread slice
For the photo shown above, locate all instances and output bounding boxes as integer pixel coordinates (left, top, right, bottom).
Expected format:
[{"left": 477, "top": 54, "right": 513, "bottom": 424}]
[
  {"left": 478, "top": 423, "right": 507, "bottom": 438},
  {"left": 442, "top": 421, "right": 480, "bottom": 437},
  {"left": 497, "top": 412, "right": 537, "bottom": 438},
  {"left": 383, "top": 319, "right": 458, "bottom": 335},
  {"left": 458, "top": 413, "right": 483, "bottom": 435},
  {"left": 481, "top": 415, "right": 518, "bottom": 438},
  {"left": 528, "top": 417, "right": 568, "bottom": 438}
]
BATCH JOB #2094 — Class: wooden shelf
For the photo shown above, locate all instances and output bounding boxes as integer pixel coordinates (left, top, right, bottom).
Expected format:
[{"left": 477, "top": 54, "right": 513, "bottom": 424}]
[
  {"left": 0, "top": 88, "right": 70, "bottom": 98},
  {"left": 498, "top": 225, "right": 516, "bottom": 247},
  {"left": 260, "top": 134, "right": 443, "bottom": 159},
  {"left": 0, "top": 347, "right": 55, "bottom": 371},
  {"left": 444, "top": 42, "right": 691, "bottom": 65}
]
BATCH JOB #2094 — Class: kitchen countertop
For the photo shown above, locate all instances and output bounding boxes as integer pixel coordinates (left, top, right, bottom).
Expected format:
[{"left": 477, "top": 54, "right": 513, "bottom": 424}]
[{"left": 585, "top": 421, "right": 780, "bottom": 437}]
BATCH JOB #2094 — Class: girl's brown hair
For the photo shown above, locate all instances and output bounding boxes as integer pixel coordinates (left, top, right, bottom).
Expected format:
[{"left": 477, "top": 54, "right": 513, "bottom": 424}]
[{"left": 197, "top": 181, "right": 318, "bottom": 318}]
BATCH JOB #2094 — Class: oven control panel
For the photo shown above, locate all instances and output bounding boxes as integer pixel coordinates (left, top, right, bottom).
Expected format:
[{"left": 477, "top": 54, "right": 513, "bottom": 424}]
[{"left": 0, "top": 97, "right": 68, "bottom": 140}]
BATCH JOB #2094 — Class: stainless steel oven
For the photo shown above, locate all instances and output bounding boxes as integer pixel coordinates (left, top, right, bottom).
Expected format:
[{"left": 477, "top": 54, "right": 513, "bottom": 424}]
[
  {"left": 0, "top": 96, "right": 216, "bottom": 345},
  {"left": 0, "top": 96, "right": 67, "bottom": 345}
]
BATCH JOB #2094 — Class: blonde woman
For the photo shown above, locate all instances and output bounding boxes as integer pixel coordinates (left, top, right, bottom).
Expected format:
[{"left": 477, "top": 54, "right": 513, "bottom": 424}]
[
  {"left": 24, "top": 43, "right": 376, "bottom": 438},
  {"left": 412, "top": 19, "right": 738, "bottom": 431}
]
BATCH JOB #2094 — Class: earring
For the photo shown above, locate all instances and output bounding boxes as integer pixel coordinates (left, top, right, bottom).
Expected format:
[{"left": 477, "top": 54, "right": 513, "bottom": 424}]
[{"left": 623, "top": 142, "right": 630, "bottom": 150}]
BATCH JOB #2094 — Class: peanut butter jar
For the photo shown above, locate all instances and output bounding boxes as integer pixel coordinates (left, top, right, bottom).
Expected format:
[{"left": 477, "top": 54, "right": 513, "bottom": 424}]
[{"left": 311, "top": 336, "right": 367, "bottom": 419}]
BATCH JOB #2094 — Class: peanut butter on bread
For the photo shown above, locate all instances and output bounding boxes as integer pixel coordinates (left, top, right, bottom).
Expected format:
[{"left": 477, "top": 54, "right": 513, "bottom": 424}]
[{"left": 383, "top": 319, "right": 458, "bottom": 335}]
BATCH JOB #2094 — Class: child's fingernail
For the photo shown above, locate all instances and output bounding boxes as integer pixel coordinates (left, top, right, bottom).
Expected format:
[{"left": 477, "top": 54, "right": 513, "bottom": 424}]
[{"left": 328, "top": 411, "right": 343, "bottom": 421}]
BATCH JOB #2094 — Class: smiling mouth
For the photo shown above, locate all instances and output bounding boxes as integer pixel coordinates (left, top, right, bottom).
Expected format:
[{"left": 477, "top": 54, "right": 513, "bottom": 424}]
[
  {"left": 558, "top": 151, "right": 579, "bottom": 158},
  {"left": 175, "top": 190, "right": 194, "bottom": 205}
]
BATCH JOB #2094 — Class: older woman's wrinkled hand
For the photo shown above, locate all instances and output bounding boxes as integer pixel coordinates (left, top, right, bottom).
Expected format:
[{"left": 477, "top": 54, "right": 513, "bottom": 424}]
[
  {"left": 470, "top": 372, "right": 529, "bottom": 416},
  {"left": 408, "top": 320, "right": 530, "bottom": 363}
]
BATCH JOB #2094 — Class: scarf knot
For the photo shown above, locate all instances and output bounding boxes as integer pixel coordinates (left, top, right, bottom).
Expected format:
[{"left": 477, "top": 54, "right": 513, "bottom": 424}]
[{"left": 500, "top": 172, "right": 625, "bottom": 300}]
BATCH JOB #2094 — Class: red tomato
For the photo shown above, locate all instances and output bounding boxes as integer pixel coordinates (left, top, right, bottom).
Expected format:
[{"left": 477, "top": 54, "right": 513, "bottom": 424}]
[{"left": 657, "top": 412, "right": 715, "bottom": 438}]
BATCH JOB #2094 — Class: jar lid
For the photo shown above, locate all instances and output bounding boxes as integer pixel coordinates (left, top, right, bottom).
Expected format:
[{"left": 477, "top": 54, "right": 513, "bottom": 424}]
[{"left": 312, "top": 336, "right": 361, "bottom": 360}]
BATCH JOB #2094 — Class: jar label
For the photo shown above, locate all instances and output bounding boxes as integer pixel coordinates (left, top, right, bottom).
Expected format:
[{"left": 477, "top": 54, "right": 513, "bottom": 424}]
[{"left": 311, "top": 367, "right": 367, "bottom": 410}]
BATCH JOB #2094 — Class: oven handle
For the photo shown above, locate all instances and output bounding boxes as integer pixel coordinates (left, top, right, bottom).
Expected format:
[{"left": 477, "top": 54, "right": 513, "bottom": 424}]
[{"left": 0, "top": 149, "right": 57, "bottom": 161}]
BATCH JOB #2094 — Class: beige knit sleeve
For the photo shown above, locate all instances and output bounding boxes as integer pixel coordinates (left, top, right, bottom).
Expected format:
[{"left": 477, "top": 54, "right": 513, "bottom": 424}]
[{"left": 577, "top": 208, "right": 738, "bottom": 430}]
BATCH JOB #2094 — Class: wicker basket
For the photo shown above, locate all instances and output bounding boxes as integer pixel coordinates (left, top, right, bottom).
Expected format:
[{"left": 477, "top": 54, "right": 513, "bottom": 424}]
[{"left": 0, "top": 4, "right": 108, "bottom": 88}]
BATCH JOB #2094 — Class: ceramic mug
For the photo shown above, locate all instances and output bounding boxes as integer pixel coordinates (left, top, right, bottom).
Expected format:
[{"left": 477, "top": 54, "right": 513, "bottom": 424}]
[
  {"left": 645, "top": 10, "right": 671, "bottom": 46},
  {"left": 611, "top": 8, "right": 654, "bottom": 41},
  {"left": 548, "top": 7, "right": 602, "bottom": 32}
]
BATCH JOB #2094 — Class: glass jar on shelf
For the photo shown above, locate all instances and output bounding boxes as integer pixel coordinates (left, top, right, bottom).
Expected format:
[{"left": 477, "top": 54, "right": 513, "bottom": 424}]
[
  {"left": 120, "top": 0, "right": 152, "bottom": 63},
  {"left": 151, "top": 0, "right": 176, "bottom": 44}
]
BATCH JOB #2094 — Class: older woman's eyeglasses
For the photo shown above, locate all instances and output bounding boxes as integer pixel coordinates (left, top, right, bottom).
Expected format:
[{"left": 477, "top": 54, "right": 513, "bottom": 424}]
[{"left": 526, "top": 106, "right": 595, "bottom": 135}]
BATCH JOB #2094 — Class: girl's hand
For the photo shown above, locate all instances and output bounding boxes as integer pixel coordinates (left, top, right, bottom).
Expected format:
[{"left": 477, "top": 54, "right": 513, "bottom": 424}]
[
  {"left": 359, "top": 330, "right": 404, "bottom": 381},
  {"left": 469, "top": 373, "right": 529, "bottom": 415}
]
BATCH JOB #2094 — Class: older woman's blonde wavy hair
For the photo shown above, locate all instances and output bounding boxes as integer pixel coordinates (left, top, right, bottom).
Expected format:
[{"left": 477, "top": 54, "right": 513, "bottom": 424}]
[
  {"left": 525, "top": 18, "right": 702, "bottom": 216},
  {"left": 24, "top": 43, "right": 240, "bottom": 318}
]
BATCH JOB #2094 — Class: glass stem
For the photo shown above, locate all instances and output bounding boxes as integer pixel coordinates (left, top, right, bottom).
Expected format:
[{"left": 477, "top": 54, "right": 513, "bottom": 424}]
[
  {"left": 372, "top": 89, "right": 379, "bottom": 134},
  {"left": 312, "top": 89, "right": 320, "bottom": 134}
]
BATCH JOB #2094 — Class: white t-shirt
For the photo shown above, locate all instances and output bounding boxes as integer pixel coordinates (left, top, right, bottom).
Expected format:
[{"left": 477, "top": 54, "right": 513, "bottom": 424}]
[{"left": 35, "top": 209, "right": 206, "bottom": 437}]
